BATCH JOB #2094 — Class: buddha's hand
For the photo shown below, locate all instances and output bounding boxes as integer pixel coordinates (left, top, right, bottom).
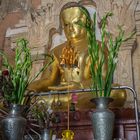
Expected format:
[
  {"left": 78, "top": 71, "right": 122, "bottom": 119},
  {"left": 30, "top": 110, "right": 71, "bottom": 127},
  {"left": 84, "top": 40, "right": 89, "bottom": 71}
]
[
  {"left": 68, "top": 81, "right": 83, "bottom": 90},
  {"left": 48, "top": 82, "right": 82, "bottom": 91},
  {"left": 60, "top": 46, "right": 78, "bottom": 67}
]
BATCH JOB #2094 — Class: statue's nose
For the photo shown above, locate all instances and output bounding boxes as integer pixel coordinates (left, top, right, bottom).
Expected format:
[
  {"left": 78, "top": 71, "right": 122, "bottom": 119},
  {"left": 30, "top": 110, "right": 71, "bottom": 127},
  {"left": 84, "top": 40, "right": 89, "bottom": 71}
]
[{"left": 69, "top": 24, "right": 74, "bottom": 31}]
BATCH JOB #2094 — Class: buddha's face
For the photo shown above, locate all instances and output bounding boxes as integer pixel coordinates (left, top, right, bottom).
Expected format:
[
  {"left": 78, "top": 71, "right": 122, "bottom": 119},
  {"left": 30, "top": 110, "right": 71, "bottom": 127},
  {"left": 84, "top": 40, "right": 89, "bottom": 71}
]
[{"left": 61, "top": 7, "right": 87, "bottom": 42}]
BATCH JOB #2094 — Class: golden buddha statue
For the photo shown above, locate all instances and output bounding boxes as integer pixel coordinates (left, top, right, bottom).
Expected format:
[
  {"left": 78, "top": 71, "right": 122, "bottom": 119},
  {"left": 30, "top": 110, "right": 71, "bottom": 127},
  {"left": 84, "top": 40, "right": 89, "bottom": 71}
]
[{"left": 28, "top": 2, "right": 126, "bottom": 110}]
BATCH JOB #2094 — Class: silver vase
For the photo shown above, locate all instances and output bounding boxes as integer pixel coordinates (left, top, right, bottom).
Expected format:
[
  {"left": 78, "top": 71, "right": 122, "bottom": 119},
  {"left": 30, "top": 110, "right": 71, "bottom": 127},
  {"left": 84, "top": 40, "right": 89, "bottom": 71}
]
[
  {"left": 1, "top": 104, "right": 27, "bottom": 140},
  {"left": 91, "top": 97, "right": 115, "bottom": 140},
  {"left": 41, "top": 128, "right": 50, "bottom": 140}
]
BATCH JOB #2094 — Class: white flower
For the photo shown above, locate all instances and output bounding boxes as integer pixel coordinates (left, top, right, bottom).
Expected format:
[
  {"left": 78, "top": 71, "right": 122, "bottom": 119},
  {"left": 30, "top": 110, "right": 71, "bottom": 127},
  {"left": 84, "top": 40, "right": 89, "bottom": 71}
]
[
  {"left": 113, "top": 58, "right": 118, "bottom": 64},
  {"left": 47, "top": 106, "right": 53, "bottom": 114}
]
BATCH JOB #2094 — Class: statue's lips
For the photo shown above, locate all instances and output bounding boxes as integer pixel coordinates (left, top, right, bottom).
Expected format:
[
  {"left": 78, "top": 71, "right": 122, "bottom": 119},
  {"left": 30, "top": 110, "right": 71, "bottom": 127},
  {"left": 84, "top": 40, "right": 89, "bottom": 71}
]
[{"left": 67, "top": 32, "right": 77, "bottom": 37}]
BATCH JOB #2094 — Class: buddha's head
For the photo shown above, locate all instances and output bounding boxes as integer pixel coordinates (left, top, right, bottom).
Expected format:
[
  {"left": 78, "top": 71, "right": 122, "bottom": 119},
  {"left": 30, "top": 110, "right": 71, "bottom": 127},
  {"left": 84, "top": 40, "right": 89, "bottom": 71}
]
[{"left": 60, "top": 2, "right": 91, "bottom": 42}]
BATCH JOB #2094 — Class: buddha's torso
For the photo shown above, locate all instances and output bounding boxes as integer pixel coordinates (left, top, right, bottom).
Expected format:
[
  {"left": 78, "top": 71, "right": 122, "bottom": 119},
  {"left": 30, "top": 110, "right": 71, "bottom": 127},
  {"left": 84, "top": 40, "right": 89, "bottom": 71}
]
[
  {"left": 60, "top": 50, "right": 88, "bottom": 83},
  {"left": 52, "top": 40, "right": 90, "bottom": 87}
]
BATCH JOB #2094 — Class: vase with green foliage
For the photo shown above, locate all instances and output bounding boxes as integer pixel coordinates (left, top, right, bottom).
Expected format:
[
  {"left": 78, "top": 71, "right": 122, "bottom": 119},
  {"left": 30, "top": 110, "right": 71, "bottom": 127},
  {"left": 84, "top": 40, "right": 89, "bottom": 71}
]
[
  {"left": 31, "top": 99, "right": 54, "bottom": 140},
  {"left": 78, "top": 8, "right": 134, "bottom": 140},
  {"left": 0, "top": 38, "right": 54, "bottom": 140}
]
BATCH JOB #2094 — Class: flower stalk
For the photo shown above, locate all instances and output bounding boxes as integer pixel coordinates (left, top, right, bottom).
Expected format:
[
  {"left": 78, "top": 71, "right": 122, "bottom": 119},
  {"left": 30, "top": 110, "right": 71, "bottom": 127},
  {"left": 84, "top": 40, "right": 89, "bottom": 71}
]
[
  {"left": 0, "top": 38, "right": 54, "bottom": 104},
  {"left": 78, "top": 9, "right": 135, "bottom": 97}
]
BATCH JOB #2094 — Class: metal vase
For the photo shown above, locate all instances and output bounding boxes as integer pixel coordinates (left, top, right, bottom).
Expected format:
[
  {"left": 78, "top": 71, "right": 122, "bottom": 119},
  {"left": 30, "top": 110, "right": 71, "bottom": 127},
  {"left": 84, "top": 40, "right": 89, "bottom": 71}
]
[
  {"left": 1, "top": 104, "right": 27, "bottom": 140},
  {"left": 91, "top": 97, "right": 115, "bottom": 140},
  {"left": 41, "top": 128, "right": 50, "bottom": 140}
]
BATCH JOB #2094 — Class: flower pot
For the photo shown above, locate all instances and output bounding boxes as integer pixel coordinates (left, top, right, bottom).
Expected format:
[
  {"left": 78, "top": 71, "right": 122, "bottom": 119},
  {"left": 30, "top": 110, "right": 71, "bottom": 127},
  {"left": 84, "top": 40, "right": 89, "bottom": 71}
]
[
  {"left": 90, "top": 97, "right": 115, "bottom": 140},
  {"left": 41, "top": 128, "right": 50, "bottom": 140},
  {"left": 1, "top": 104, "right": 27, "bottom": 140}
]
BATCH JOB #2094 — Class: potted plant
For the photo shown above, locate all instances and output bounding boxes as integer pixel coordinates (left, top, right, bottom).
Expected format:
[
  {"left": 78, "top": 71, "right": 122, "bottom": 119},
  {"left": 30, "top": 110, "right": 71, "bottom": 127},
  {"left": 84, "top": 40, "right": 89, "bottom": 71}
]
[
  {"left": 0, "top": 38, "right": 54, "bottom": 140},
  {"left": 31, "top": 99, "right": 54, "bottom": 140},
  {"left": 78, "top": 9, "right": 134, "bottom": 140}
]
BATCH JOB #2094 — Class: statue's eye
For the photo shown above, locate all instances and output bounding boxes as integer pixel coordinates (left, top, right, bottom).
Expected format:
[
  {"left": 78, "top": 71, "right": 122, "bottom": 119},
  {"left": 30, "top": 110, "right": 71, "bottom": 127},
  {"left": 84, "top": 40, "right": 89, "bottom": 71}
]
[
  {"left": 77, "top": 71, "right": 79, "bottom": 75},
  {"left": 74, "top": 21, "right": 78, "bottom": 24},
  {"left": 64, "top": 23, "right": 69, "bottom": 26}
]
